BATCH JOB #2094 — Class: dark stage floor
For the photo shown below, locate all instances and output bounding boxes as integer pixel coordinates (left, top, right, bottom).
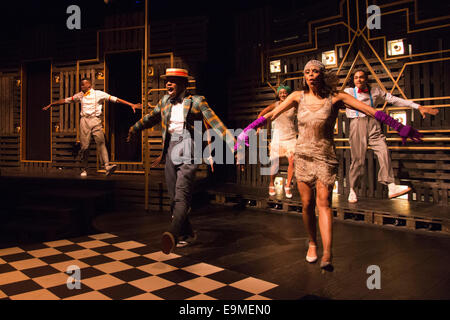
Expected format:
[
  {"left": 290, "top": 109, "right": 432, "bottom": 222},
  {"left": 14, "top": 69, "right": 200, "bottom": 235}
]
[
  {"left": 0, "top": 169, "right": 449, "bottom": 300},
  {"left": 1, "top": 203, "right": 449, "bottom": 300},
  {"left": 89, "top": 204, "right": 450, "bottom": 300}
]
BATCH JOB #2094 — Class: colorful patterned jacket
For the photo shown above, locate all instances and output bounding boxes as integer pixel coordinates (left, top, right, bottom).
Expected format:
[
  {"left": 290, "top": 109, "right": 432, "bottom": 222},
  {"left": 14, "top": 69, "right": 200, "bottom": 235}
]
[{"left": 131, "top": 94, "right": 235, "bottom": 157}]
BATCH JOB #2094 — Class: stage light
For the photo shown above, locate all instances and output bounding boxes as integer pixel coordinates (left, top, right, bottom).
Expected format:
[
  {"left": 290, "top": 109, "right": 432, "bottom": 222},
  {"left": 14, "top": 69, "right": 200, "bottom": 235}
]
[
  {"left": 387, "top": 39, "right": 405, "bottom": 56},
  {"left": 274, "top": 177, "right": 284, "bottom": 195},
  {"left": 322, "top": 50, "right": 336, "bottom": 66},
  {"left": 148, "top": 66, "right": 154, "bottom": 77},
  {"left": 270, "top": 60, "right": 281, "bottom": 73},
  {"left": 389, "top": 111, "right": 407, "bottom": 125}
]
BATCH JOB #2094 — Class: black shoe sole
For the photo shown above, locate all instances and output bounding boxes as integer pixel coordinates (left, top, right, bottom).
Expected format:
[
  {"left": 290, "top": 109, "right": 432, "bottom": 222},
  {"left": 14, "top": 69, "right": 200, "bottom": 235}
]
[
  {"left": 161, "top": 232, "right": 175, "bottom": 255},
  {"left": 106, "top": 165, "right": 117, "bottom": 176}
]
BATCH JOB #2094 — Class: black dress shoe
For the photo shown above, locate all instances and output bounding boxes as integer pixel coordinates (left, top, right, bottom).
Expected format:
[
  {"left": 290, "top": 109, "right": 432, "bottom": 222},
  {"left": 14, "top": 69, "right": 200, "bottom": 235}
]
[{"left": 161, "top": 232, "right": 175, "bottom": 254}]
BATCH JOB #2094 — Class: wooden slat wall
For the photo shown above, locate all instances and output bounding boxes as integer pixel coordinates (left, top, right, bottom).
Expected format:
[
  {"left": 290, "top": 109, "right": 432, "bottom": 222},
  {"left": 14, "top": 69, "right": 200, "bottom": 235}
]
[
  {"left": 0, "top": 73, "right": 20, "bottom": 168},
  {"left": 0, "top": 75, "right": 14, "bottom": 135}
]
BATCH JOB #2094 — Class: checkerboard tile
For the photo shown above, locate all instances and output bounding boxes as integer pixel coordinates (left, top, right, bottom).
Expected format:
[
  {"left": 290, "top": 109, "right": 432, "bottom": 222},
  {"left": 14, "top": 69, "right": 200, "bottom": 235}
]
[
  {"left": 0, "top": 247, "right": 24, "bottom": 256},
  {"left": 230, "top": 277, "right": 278, "bottom": 295},
  {"left": 182, "top": 263, "right": 224, "bottom": 276},
  {"left": 0, "top": 233, "right": 278, "bottom": 300},
  {"left": 186, "top": 293, "right": 216, "bottom": 300}
]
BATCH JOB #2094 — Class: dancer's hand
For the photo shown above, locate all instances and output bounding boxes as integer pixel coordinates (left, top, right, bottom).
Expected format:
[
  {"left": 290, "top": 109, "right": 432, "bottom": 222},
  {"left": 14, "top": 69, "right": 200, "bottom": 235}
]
[
  {"left": 126, "top": 127, "right": 135, "bottom": 143},
  {"left": 130, "top": 103, "right": 142, "bottom": 113},
  {"left": 418, "top": 105, "right": 439, "bottom": 119},
  {"left": 42, "top": 104, "right": 51, "bottom": 111},
  {"left": 207, "top": 156, "right": 214, "bottom": 173},
  {"left": 375, "top": 111, "right": 423, "bottom": 144}
]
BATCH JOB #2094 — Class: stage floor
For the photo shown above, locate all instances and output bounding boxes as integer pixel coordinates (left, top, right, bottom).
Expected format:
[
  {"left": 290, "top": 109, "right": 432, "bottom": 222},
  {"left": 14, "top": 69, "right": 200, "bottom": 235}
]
[
  {"left": 90, "top": 205, "right": 450, "bottom": 299},
  {"left": 1, "top": 204, "right": 449, "bottom": 300},
  {"left": 0, "top": 169, "right": 449, "bottom": 299}
]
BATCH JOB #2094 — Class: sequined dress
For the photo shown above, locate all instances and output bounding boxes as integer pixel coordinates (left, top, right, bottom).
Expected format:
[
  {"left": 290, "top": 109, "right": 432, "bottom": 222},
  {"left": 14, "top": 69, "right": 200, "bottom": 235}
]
[{"left": 294, "top": 92, "right": 339, "bottom": 187}]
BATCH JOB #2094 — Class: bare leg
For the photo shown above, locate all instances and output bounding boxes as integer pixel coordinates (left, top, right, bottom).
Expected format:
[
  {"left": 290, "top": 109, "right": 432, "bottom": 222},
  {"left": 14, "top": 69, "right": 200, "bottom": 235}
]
[
  {"left": 268, "top": 157, "right": 279, "bottom": 194},
  {"left": 315, "top": 181, "right": 333, "bottom": 264},
  {"left": 269, "top": 174, "right": 275, "bottom": 187},
  {"left": 297, "top": 181, "right": 317, "bottom": 258},
  {"left": 286, "top": 155, "right": 294, "bottom": 187}
]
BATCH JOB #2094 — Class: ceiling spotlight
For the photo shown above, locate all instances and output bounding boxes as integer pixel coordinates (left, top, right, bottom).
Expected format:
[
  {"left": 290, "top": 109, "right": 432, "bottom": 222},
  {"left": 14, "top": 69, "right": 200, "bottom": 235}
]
[
  {"left": 322, "top": 50, "right": 336, "bottom": 66},
  {"left": 270, "top": 60, "right": 281, "bottom": 73},
  {"left": 387, "top": 39, "right": 405, "bottom": 56}
]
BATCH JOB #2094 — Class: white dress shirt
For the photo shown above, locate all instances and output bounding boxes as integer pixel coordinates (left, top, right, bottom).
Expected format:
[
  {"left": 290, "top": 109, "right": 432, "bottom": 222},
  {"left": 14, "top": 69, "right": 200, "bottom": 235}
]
[
  {"left": 65, "top": 89, "right": 118, "bottom": 117},
  {"left": 168, "top": 101, "right": 185, "bottom": 135},
  {"left": 344, "top": 86, "right": 419, "bottom": 118}
]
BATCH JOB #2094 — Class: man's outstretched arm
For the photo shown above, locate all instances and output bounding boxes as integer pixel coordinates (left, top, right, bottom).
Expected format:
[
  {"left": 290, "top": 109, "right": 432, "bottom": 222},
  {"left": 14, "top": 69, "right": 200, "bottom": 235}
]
[
  {"left": 43, "top": 92, "right": 83, "bottom": 111},
  {"left": 113, "top": 97, "right": 142, "bottom": 113},
  {"left": 98, "top": 91, "right": 141, "bottom": 113},
  {"left": 126, "top": 102, "right": 162, "bottom": 142},
  {"left": 42, "top": 99, "right": 70, "bottom": 111}
]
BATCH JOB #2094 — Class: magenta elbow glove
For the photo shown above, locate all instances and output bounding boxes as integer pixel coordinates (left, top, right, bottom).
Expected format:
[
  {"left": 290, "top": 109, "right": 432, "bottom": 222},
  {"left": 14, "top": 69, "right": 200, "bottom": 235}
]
[
  {"left": 234, "top": 116, "right": 267, "bottom": 151},
  {"left": 374, "top": 111, "right": 423, "bottom": 145}
]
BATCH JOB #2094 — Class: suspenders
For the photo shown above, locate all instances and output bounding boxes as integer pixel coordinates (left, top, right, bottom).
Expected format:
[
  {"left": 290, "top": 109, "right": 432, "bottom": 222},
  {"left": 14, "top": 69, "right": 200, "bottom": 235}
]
[{"left": 353, "top": 87, "right": 373, "bottom": 117}]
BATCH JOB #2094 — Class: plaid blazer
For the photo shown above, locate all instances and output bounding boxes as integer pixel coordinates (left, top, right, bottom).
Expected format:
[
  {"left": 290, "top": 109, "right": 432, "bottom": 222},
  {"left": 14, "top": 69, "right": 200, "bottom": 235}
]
[{"left": 132, "top": 94, "right": 235, "bottom": 156}]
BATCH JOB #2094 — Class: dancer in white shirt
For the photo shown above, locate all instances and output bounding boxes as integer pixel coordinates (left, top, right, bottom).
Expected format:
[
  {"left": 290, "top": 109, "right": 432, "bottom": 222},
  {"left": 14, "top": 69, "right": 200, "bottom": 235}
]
[
  {"left": 344, "top": 70, "right": 438, "bottom": 202},
  {"left": 43, "top": 78, "right": 140, "bottom": 176}
]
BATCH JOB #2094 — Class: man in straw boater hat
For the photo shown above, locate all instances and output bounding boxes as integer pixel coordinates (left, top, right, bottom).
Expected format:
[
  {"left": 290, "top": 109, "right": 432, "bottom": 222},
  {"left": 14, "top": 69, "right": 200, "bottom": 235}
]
[
  {"left": 344, "top": 69, "right": 439, "bottom": 203},
  {"left": 43, "top": 78, "right": 141, "bottom": 177},
  {"left": 127, "top": 68, "right": 235, "bottom": 254}
]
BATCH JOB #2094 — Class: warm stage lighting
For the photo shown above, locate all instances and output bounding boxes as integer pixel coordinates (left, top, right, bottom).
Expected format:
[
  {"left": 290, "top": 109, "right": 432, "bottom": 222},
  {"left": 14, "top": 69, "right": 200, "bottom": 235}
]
[
  {"left": 322, "top": 50, "right": 336, "bottom": 67},
  {"left": 389, "top": 111, "right": 407, "bottom": 125},
  {"left": 387, "top": 39, "right": 405, "bottom": 56},
  {"left": 269, "top": 60, "right": 281, "bottom": 73}
]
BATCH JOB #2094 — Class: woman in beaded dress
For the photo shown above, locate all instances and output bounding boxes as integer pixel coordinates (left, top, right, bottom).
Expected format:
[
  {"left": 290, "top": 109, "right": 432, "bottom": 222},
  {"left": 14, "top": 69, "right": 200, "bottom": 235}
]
[{"left": 244, "top": 60, "right": 421, "bottom": 271}]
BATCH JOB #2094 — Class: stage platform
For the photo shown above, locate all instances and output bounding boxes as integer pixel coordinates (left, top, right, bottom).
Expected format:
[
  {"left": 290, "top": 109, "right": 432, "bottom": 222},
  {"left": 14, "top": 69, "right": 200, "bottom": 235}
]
[
  {"left": 207, "top": 184, "right": 450, "bottom": 236},
  {"left": 1, "top": 168, "right": 449, "bottom": 243}
]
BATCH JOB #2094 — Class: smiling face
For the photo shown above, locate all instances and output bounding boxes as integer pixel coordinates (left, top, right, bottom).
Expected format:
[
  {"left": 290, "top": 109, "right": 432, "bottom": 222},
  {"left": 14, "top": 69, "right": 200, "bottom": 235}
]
[
  {"left": 304, "top": 67, "right": 323, "bottom": 90},
  {"left": 277, "top": 88, "right": 288, "bottom": 101},
  {"left": 165, "top": 76, "right": 187, "bottom": 99},
  {"left": 353, "top": 71, "right": 368, "bottom": 90}
]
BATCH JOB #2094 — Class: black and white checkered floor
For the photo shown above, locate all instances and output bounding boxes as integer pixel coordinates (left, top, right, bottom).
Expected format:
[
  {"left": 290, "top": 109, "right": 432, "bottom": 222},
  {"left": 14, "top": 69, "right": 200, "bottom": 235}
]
[{"left": 0, "top": 233, "right": 278, "bottom": 300}]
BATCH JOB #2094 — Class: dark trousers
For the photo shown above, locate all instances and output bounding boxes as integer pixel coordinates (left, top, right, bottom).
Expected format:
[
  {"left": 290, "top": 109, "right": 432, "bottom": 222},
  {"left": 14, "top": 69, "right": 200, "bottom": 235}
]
[{"left": 165, "top": 135, "right": 198, "bottom": 241}]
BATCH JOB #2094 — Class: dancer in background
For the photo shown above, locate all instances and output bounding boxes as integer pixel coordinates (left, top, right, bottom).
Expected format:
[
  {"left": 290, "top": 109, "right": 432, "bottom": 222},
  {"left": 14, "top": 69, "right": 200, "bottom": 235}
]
[
  {"left": 235, "top": 60, "right": 422, "bottom": 271},
  {"left": 345, "top": 69, "right": 439, "bottom": 203},
  {"left": 257, "top": 85, "right": 297, "bottom": 198},
  {"left": 43, "top": 78, "right": 141, "bottom": 177}
]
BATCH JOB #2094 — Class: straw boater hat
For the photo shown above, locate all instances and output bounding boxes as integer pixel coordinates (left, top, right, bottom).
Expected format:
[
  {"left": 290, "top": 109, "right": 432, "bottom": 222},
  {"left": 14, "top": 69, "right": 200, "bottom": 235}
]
[{"left": 160, "top": 68, "right": 193, "bottom": 80}]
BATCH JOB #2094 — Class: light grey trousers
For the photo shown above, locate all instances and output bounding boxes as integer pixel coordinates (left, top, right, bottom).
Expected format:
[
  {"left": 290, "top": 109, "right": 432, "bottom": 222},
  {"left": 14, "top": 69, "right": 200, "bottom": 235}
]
[
  {"left": 79, "top": 116, "right": 110, "bottom": 170},
  {"left": 348, "top": 117, "right": 395, "bottom": 189}
]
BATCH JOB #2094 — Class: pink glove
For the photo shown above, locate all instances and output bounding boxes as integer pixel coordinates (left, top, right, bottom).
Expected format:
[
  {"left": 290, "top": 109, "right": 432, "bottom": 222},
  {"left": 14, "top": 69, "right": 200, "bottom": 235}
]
[
  {"left": 374, "top": 111, "right": 423, "bottom": 145},
  {"left": 234, "top": 116, "right": 267, "bottom": 151}
]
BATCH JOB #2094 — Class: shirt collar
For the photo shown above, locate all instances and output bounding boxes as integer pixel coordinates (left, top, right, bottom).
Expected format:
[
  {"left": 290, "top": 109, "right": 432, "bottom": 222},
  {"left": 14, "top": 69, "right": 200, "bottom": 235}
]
[
  {"left": 356, "top": 86, "right": 370, "bottom": 94},
  {"left": 169, "top": 90, "right": 186, "bottom": 104}
]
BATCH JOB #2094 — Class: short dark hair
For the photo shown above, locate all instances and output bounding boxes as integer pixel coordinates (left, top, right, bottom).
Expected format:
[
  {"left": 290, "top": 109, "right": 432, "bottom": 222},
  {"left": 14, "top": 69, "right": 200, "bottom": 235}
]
[
  {"left": 353, "top": 69, "right": 368, "bottom": 78},
  {"left": 80, "top": 78, "right": 92, "bottom": 84}
]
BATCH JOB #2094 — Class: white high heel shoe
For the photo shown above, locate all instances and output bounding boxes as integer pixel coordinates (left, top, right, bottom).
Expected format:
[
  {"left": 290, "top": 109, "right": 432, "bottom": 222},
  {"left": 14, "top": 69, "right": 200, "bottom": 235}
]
[{"left": 305, "top": 240, "right": 318, "bottom": 263}]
